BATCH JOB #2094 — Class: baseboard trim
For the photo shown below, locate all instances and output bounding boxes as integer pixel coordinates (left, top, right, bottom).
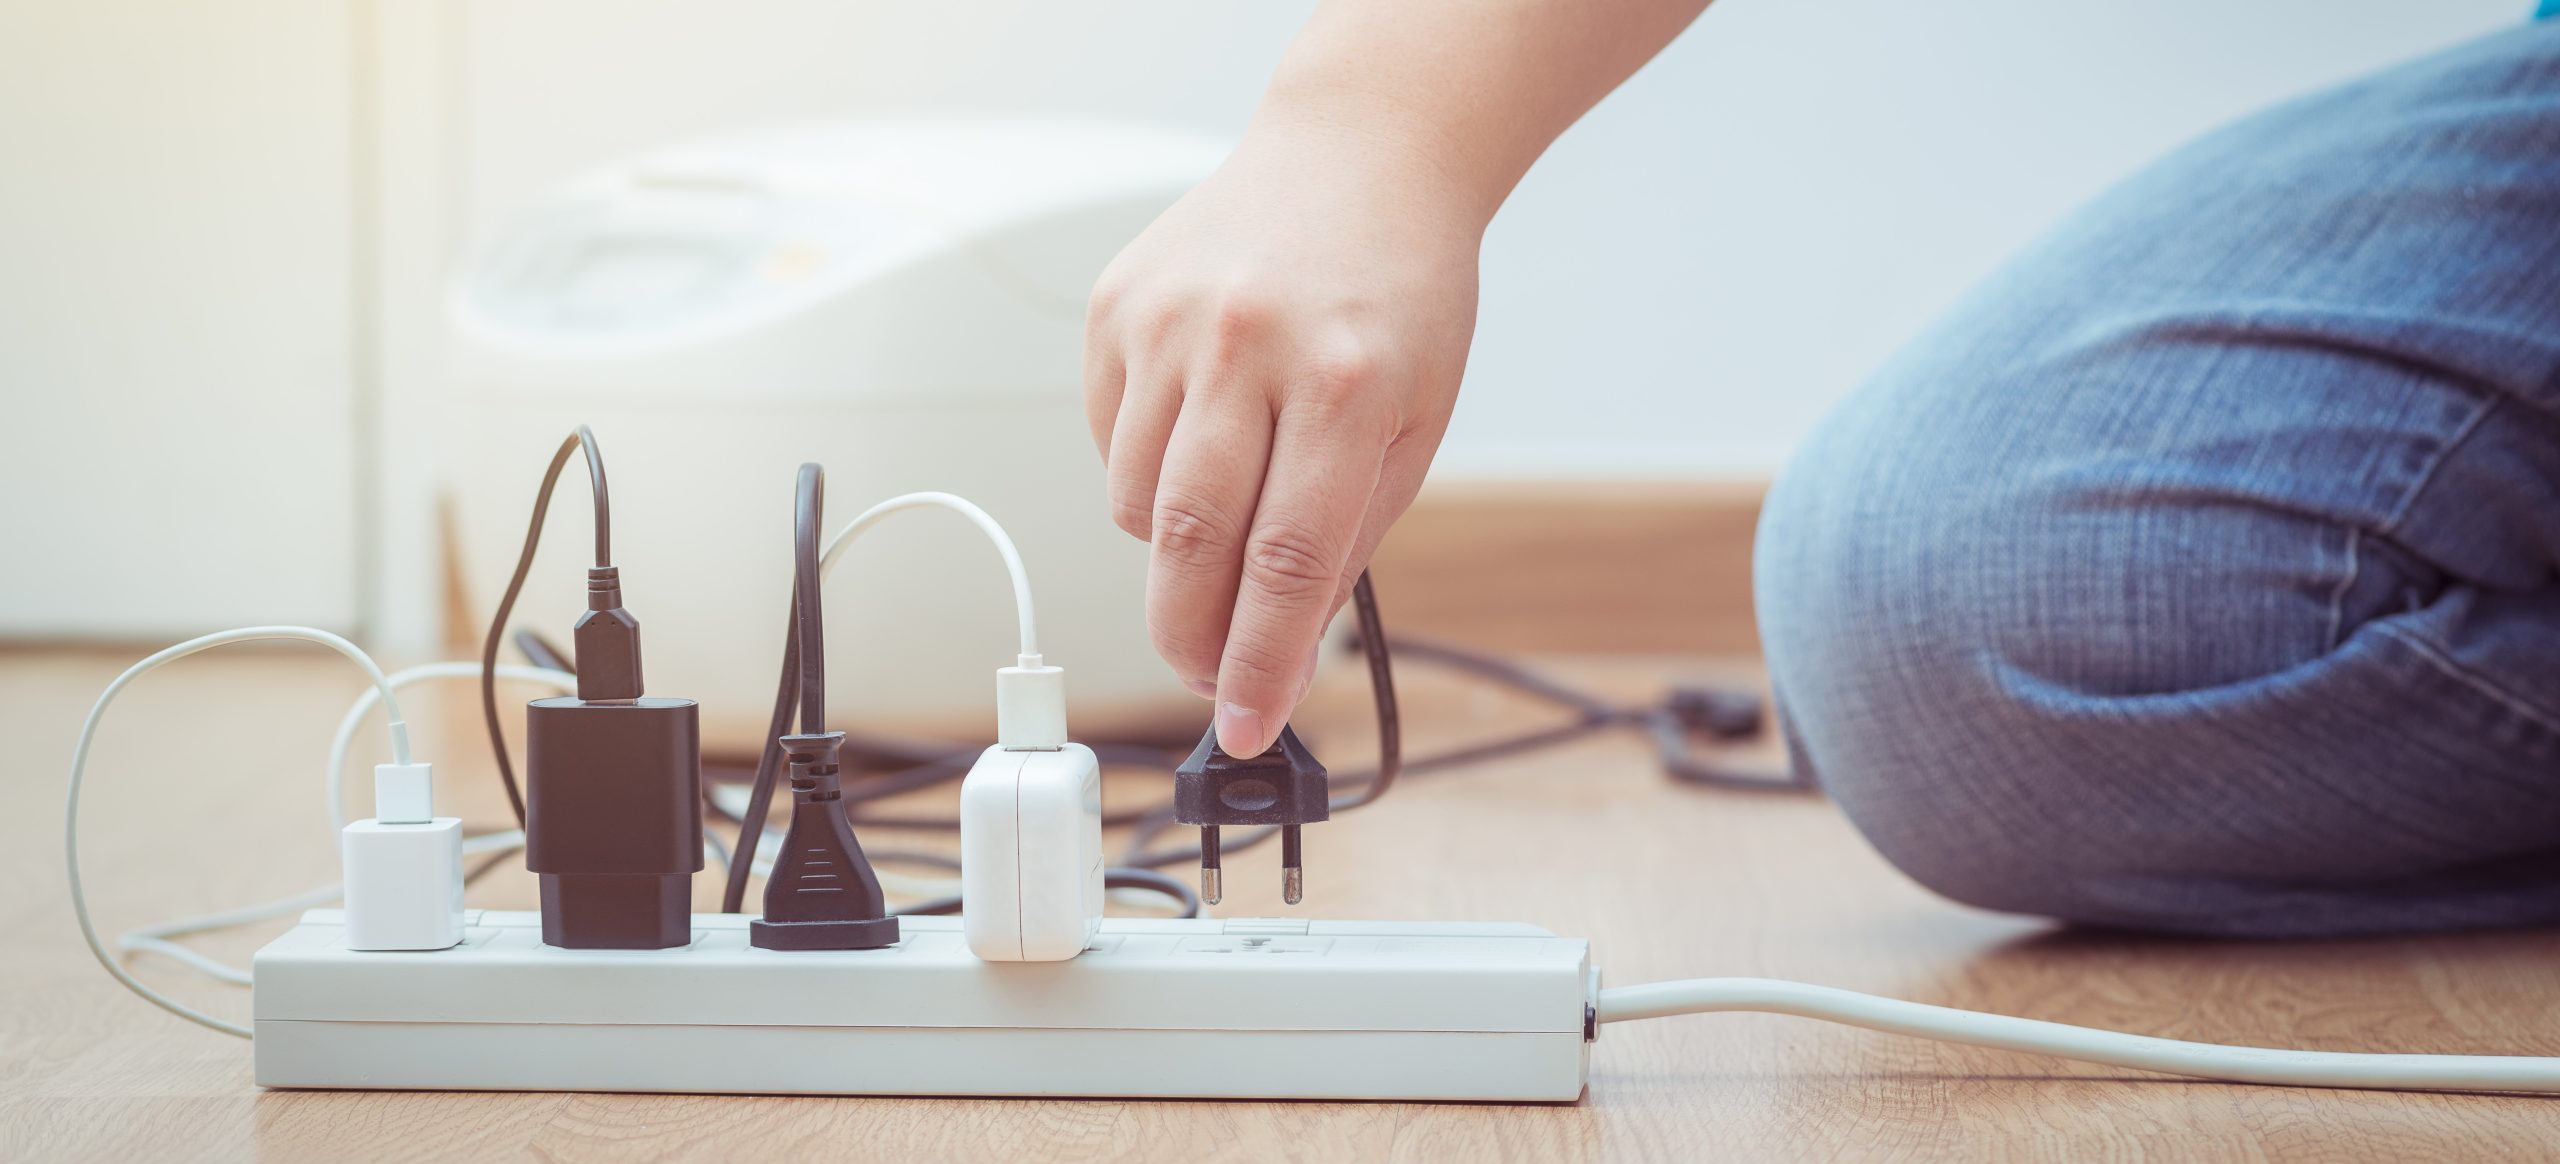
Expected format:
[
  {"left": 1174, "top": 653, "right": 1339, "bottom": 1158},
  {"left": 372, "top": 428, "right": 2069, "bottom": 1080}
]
[{"left": 1365, "top": 479, "right": 1766, "bottom": 655}]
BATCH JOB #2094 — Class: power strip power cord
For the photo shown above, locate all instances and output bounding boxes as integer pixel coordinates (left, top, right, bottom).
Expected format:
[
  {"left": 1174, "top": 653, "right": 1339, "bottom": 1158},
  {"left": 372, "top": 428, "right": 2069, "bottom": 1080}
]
[{"left": 1594, "top": 978, "right": 2560, "bottom": 1094}]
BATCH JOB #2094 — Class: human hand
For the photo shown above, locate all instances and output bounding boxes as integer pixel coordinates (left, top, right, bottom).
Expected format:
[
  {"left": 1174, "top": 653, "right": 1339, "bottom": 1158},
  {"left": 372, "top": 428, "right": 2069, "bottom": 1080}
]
[{"left": 1084, "top": 120, "right": 1483, "bottom": 756}]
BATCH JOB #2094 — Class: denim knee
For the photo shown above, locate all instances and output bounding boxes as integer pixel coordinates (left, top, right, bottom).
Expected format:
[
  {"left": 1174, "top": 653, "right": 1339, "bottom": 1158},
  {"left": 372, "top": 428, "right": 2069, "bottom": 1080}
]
[
  {"left": 1750, "top": 366, "right": 2391, "bottom": 933},
  {"left": 1753, "top": 445, "right": 2138, "bottom": 926},
  {"left": 1754, "top": 380, "right": 2560, "bottom": 936}
]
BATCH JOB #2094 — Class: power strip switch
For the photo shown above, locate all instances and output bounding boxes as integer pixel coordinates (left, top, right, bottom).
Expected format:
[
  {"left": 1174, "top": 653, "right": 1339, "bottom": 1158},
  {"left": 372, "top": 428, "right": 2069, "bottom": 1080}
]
[{"left": 253, "top": 911, "right": 1595, "bottom": 1101}]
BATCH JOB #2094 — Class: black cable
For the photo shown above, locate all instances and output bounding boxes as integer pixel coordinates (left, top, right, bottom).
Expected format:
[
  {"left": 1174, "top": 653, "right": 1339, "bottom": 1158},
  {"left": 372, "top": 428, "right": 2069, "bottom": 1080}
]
[
  {"left": 1360, "top": 631, "right": 1614, "bottom": 716},
  {"left": 464, "top": 848, "right": 515, "bottom": 886},
  {"left": 1123, "top": 572, "right": 1399, "bottom": 869},
  {"left": 718, "top": 464, "right": 828, "bottom": 914},
  {"left": 512, "top": 629, "right": 573, "bottom": 674},
  {"left": 1114, "top": 718, "right": 1618, "bottom": 869},
  {"left": 1327, "top": 572, "right": 1399, "bottom": 812},
  {"left": 477, "top": 426, "right": 610, "bottom": 829},
  {"left": 793, "top": 463, "right": 827, "bottom": 735},
  {"left": 720, "top": 605, "right": 801, "bottom": 913}
]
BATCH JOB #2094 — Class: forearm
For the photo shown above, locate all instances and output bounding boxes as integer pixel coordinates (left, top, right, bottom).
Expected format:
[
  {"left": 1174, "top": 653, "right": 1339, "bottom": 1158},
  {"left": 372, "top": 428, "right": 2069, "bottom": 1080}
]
[{"left": 1251, "top": 0, "right": 1712, "bottom": 229}]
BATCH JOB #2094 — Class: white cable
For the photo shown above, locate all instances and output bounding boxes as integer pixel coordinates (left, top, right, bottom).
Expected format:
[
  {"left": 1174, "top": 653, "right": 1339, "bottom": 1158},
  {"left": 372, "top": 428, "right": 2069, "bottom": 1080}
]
[
  {"left": 820, "top": 491, "right": 1038, "bottom": 658},
  {"left": 114, "top": 831, "right": 530, "bottom": 987},
  {"left": 103, "top": 660, "right": 567, "bottom": 999},
  {"left": 66, "top": 627, "right": 414, "bottom": 1040},
  {"left": 1596, "top": 977, "right": 2560, "bottom": 1094},
  {"left": 820, "top": 491, "right": 1066, "bottom": 748},
  {"left": 328, "top": 661, "right": 576, "bottom": 834},
  {"left": 119, "top": 883, "right": 345, "bottom": 986}
]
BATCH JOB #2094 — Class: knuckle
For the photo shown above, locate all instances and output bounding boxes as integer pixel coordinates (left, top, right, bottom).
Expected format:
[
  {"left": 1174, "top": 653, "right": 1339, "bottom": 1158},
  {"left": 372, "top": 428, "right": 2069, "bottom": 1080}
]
[
  {"left": 1242, "top": 521, "right": 1339, "bottom": 596},
  {"left": 1209, "top": 287, "right": 1274, "bottom": 344},
  {"left": 1299, "top": 346, "right": 1380, "bottom": 407},
  {"left": 1150, "top": 494, "right": 1244, "bottom": 562},
  {"left": 1104, "top": 465, "right": 1154, "bottom": 539},
  {"left": 1085, "top": 271, "right": 1127, "bottom": 326},
  {"left": 1108, "top": 494, "right": 1152, "bottom": 540},
  {"left": 1198, "top": 295, "right": 1275, "bottom": 377}
]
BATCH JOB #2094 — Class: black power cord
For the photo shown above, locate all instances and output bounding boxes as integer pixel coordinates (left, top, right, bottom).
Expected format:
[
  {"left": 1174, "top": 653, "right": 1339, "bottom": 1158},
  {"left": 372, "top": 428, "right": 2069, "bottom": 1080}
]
[
  {"left": 478, "top": 426, "right": 611, "bottom": 829},
  {"left": 745, "top": 463, "right": 900, "bottom": 951}
]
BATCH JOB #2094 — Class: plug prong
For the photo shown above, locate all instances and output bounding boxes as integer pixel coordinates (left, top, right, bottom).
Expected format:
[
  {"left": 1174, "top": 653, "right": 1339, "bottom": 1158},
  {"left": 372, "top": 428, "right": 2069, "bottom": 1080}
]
[
  {"left": 1199, "top": 824, "right": 1222, "bottom": 905},
  {"left": 1281, "top": 823, "right": 1304, "bottom": 905}
]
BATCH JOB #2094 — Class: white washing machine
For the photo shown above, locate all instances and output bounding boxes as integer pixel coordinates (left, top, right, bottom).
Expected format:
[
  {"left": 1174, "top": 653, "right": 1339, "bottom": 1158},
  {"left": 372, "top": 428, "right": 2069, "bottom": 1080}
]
[{"left": 445, "top": 117, "right": 1227, "bottom": 745}]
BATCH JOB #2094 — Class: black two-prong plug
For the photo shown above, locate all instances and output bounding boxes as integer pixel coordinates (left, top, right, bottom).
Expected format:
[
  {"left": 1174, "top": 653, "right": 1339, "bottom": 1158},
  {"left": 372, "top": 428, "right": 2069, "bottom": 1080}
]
[
  {"left": 1173, "top": 725, "right": 1328, "bottom": 907},
  {"left": 749, "top": 731, "right": 900, "bottom": 951}
]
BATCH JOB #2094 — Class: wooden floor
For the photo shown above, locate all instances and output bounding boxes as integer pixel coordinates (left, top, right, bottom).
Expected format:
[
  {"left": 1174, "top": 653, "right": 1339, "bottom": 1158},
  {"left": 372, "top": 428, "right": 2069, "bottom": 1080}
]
[{"left": 4, "top": 643, "right": 2556, "bottom": 1162}]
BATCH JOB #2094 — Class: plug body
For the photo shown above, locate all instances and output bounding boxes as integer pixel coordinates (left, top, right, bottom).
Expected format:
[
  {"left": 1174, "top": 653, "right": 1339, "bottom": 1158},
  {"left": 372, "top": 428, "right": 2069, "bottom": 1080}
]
[
  {"left": 342, "top": 761, "right": 465, "bottom": 952},
  {"left": 751, "top": 732, "right": 900, "bottom": 951},
  {"left": 960, "top": 743, "right": 1103, "bottom": 961},
  {"left": 1173, "top": 725, "right": 1327, "bottom": 906},
  {"left": 523, "top": 696, "right": 702, "bottom": 949},
  {"left": 572, "top": 567, "right": 643, "bottom": 702}
]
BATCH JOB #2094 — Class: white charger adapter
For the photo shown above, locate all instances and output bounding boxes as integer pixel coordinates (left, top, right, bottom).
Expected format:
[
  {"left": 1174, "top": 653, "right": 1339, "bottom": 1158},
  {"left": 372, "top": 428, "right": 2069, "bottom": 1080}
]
[
  {"left": 960, "top": 658, "right": 1104, "bottom": 962},
  {"left": 341, "top": 761, "right": 465, "bottom": 952},
  {"left": 959, "top": 743, "right": 1104, "bottom": 961}
]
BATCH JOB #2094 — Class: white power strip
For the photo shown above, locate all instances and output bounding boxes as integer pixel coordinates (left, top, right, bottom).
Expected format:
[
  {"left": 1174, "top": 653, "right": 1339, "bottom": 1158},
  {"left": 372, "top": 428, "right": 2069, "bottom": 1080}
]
[{"left": 254, "top": 910, "right": 1596, "bottom": 1101}]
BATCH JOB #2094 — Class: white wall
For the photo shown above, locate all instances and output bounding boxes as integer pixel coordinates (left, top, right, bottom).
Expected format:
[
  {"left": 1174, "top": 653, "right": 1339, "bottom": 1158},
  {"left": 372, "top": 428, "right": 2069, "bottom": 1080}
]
[
  {"left": 1466, "top": 0, "right": 2527, "bottom": 476},
  {"left": 451, "top": 0, "right": 2529, "bottom": 482},
  {"left": 0, "top": 0, "right": 364, "bottom": 637}
]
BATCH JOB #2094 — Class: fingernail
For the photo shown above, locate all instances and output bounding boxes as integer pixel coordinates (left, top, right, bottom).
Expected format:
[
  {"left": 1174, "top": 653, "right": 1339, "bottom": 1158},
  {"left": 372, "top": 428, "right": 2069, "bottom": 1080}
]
[
  {"left": 1216, "top": 701, "right": 1267, "bottom": 756},
  {"left": 1184, "top": 678, "right": 1218, "bottom": 700}
]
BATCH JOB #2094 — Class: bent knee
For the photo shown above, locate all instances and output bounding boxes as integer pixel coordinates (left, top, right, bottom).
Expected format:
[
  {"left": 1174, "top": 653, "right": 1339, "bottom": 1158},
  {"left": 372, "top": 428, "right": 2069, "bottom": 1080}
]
[{"left": 1754, "top": 428, "right": 2370, "bottom": 934}]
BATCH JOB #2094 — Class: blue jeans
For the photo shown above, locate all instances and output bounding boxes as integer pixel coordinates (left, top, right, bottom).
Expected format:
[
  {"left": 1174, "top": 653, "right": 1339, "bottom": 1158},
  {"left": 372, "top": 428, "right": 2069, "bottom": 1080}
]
[{"left": 1754, "top": 21, "right": 2560, "bottom": 937}]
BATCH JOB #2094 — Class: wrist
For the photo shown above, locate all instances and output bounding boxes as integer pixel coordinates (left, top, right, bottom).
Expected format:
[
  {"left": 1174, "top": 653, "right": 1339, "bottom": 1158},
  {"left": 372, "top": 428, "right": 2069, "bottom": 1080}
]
[{"left": 1235, "top": 100, "right": 1506, "bottom": 238}]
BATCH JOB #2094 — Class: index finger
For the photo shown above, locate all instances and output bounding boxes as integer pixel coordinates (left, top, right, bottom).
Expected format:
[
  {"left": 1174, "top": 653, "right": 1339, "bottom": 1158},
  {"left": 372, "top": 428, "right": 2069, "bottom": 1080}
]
[{"left": 1211, "top": 385, "right": 1388, "bottom": 756}]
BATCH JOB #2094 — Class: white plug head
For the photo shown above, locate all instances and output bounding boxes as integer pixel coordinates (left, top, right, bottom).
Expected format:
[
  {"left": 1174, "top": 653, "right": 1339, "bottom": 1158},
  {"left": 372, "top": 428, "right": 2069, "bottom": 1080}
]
[
  {"left": 996, "top": 655, "right": 1066, "bottom": 750},
  {"left": 344, "top": 759, "right": 465, "bottom": 951},
  {"left": 372, "top": 761, "right": 435, "bottom": 824},
  {"left": 959, "top": 742, "right": 1103, "bottom": 961}
]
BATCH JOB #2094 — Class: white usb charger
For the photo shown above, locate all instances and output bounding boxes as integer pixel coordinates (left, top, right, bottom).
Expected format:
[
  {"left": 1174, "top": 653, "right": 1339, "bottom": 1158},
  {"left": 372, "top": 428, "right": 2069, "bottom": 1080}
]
[
  {"left": 341, "top": 761, "right": 466, "bottom": 952},
  {"left": 960, "top": 654, "right": 1106, "bottom": 962}
]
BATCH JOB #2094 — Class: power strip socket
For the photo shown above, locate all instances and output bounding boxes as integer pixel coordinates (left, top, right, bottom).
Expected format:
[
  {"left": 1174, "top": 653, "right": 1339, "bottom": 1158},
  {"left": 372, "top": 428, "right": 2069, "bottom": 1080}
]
[{"left": 253, "top": 910, "right": 1596, "bottom": 1101}]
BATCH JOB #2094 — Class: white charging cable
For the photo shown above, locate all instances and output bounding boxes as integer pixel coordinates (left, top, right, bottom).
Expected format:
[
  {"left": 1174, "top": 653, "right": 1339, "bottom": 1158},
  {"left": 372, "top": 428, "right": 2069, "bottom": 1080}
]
[
  {"left": 820, "top": 491, "right": 1038, "bottom": 654},
  {"left": 66, "top": 627, "right": 413, "bottom": 1039},
  {"left": 325, "top": 660, "right": 573, "bottom": 837},
  {"left": 1597, "top": 977, "right": 2560, "bottom": 1094},
  {"left": 100, "top": 662, "right": 577, "bottom": 993},
  {"left": 820, "top": 491, "right": 1065, "bottom": 750}
]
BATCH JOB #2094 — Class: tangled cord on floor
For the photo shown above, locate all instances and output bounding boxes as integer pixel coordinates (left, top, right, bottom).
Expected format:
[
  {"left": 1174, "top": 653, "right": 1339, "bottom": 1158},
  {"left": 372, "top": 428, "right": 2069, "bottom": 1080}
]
[{"left": 647, "top": 623, "right": 1803, "bottom": 874}]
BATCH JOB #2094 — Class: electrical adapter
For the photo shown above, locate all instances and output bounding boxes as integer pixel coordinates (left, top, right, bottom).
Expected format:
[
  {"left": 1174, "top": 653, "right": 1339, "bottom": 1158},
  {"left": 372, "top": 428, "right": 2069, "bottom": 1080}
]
[
  {"left": 340, "top": 761, "right": 464, "bottom": 952},
  {"left": 1174, "top": 725, "right": 1328, "bottom": 906},
  {"left": 960, "top": 653, "right": 1101, "bottom": 962},
  {"left": 752, "top": 730, "right": 901, "bottom": 951},
  {"left": 521, "top": 567, "right": 704, "bottom": 950},
  {"left": 960, "top": 741, "right": 1103, "bottom": 961}
]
